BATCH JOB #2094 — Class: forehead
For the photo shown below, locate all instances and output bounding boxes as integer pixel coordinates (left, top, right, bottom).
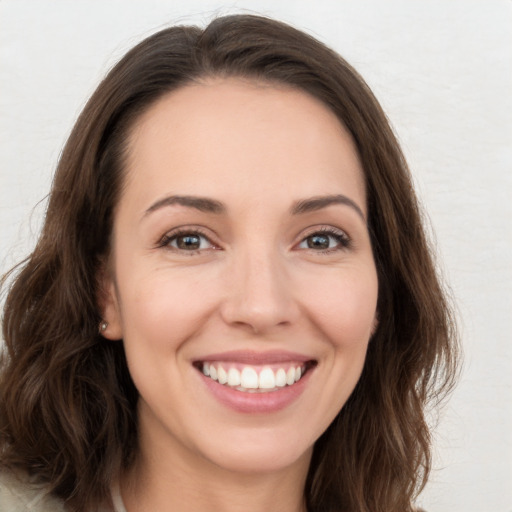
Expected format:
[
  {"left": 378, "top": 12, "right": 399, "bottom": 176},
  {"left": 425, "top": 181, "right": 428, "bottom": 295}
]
[{"left": 122, "top": 78, "right": 366, "bottom": 213}]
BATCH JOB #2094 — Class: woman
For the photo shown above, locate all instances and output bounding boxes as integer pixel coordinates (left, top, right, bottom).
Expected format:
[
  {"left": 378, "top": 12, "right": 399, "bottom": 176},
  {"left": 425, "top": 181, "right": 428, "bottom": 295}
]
[{"left": 0, "top": 14, "right": 458, "bottom": 512}]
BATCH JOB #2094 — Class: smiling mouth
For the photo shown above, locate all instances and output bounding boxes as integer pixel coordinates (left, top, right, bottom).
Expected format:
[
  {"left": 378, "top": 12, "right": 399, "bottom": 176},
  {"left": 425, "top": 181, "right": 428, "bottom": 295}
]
[{"left": 194, "top": 361, "right": 317, "bottom": 393}]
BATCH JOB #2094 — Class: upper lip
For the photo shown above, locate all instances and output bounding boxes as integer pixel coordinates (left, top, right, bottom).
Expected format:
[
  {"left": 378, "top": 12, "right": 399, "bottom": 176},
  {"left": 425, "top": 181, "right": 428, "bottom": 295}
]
[{"left": 194, "top": 350, "right": 315, "bottom": 365}]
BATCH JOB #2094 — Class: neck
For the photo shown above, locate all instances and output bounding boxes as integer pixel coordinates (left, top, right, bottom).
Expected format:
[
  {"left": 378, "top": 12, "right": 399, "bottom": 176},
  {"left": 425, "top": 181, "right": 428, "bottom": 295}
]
[
  {"left": 120, "top": 409, "right": 311, "bottom": 512},
  {"left": 122, "top": 462, "right": 309, "bottom": 512}
]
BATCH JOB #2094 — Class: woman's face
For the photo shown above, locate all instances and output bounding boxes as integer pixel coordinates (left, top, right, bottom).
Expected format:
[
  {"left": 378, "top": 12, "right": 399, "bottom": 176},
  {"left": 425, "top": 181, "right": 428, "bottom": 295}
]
[{"left": 102, "top": 78, "right": 378, "bottom": 476}]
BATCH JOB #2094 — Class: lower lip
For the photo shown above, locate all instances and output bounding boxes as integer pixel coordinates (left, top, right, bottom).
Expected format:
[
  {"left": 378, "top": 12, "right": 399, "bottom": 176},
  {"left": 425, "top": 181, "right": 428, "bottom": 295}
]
[{"left": 199, "top": 369, "right": 313, "bottom": 414}]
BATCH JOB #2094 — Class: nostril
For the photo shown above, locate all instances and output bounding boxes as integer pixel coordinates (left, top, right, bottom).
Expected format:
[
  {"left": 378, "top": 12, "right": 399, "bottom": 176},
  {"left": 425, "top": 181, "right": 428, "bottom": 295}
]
[{"left": 220, "top": 300, "right": 298, "bottom": 334}]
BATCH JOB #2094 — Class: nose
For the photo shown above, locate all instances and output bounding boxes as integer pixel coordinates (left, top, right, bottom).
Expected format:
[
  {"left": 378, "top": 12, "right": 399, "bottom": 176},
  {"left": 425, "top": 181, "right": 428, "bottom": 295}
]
[{"left": 220, "top": 249, "right": 300, "bottom": 335}]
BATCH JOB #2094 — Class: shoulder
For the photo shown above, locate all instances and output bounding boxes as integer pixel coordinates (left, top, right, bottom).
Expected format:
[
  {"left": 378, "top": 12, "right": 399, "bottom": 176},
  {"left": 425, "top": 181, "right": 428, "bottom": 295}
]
[{"left": 0, "top": 470, "right": 66, "bottom": 512}]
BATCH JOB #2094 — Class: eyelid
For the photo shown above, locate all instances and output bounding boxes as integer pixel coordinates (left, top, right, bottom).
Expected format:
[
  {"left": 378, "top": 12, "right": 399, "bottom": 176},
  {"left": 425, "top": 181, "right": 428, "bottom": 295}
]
[
  {"left": 294, "top": 225, "right": 352, "bottom": 252},
  {"left": 157, "top": 226, "right": 220, "bottom": 253}
]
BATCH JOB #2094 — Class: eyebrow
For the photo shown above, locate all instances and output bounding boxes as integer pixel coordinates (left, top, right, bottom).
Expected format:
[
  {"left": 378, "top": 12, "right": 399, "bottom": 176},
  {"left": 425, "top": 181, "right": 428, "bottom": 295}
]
[
  {"left": 144, "top": 195, "right": 226, "bottom": 217},
  {"left": 290, "top": 194, "right": 366, "bottom": 221},
  {"left": 143, "top": 193, "right": 365, "bottom": 221}
]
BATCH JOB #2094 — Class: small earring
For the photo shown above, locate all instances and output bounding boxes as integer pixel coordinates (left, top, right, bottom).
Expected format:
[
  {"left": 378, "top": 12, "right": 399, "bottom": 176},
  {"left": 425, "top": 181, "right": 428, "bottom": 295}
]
[{"left": 99, "top": 321, "right": 108, "bottom": 333}]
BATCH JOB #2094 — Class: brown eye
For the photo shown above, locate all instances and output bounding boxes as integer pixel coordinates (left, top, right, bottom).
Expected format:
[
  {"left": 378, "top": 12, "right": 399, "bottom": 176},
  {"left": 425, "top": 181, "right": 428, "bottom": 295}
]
[
  {"left": 298, "top": 230, "right": 350, "bottom": 251},
  {"left": 176, "top": 234, "right": 202, "bottom": 250},
  {"left": 306, "top": 234, "right": 331, "bottom": 249},
  {"left": 164, "top": 231, "right": 213, "bottom": 252}
]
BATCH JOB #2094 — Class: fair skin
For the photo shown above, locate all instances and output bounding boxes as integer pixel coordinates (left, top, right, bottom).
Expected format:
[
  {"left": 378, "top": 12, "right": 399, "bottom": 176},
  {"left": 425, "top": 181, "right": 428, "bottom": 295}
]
[{"left": 101, "top": 78, "right": 378, "bottom": 512}]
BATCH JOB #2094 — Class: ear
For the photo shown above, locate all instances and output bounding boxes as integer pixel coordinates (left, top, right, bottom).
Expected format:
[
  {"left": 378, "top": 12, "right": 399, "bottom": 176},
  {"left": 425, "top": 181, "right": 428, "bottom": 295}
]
[{"left": 97, "top": 265, "right": 123, "bottom": 340}]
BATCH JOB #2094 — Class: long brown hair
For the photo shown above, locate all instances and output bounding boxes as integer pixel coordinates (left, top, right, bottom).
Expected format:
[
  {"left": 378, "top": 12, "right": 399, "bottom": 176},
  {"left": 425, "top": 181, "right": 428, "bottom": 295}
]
[{"left": 0, "top": 14, "right": 459, "bottom": 512}]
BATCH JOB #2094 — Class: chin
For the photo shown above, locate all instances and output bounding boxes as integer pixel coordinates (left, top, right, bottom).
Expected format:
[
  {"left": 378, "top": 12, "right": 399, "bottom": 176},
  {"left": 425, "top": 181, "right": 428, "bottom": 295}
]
[
  {"left": 196, "top": 427, "right": 314, "bottom": 475},
  {"left": 213, "top": 448, "right": 311, "bottom": 476}
]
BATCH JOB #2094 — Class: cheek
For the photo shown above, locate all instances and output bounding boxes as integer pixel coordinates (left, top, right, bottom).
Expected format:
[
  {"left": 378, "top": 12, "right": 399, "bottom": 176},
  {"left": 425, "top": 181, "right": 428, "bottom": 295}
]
[
  {"left": 116, "top": 271, "right": 219, "bottom": 412},
  {"left": 301, "top": 268, "right": 378, "bottom": 348},
  {"left": 117, "top": 268, "right": 218, "bottom": 352}
]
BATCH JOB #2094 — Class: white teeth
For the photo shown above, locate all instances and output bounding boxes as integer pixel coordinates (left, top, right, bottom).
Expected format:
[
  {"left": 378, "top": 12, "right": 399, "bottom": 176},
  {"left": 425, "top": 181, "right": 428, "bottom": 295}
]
[
  {"left": 201, "top": 362, "right": 309, "bottom": 391},
  {"left": 240, "top": 367, "right": 259, "bottom": 389},
  {"left": 275, "top": 368, "right": 287, "bottom": 387},
  {"left": 258, "top": 367, "right": 276, "bottom": 389},
  {"left": 217, "top": 366, "right": 228, "bottom": 384},
  {"left": 227, "top": 367, "right": 241, "bottom": 386}
]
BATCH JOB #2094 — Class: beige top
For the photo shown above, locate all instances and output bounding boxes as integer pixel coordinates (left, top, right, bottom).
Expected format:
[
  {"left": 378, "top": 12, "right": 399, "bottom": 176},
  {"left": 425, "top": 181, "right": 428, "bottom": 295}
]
[{"left": 0, "top": 471, "right": 127, "bottom": 512}]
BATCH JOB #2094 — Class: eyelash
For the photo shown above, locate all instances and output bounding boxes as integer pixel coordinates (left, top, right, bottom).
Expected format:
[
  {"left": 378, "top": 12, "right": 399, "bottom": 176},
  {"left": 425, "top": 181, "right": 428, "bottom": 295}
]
[
  {"left": 158, "top": 226, "right": 351, "bottom": 255},
  {"left": 298, "top": 227, "right": 352, "bottom": 253},
  {"left": 158, "top": 227, "right": 216, "bottom": 256}
]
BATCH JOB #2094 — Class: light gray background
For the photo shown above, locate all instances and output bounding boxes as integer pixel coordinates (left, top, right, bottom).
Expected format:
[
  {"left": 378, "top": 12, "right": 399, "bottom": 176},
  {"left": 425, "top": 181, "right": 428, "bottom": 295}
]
[{"left": 1, "top": 1, "right": 511, "bottom": 510}]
